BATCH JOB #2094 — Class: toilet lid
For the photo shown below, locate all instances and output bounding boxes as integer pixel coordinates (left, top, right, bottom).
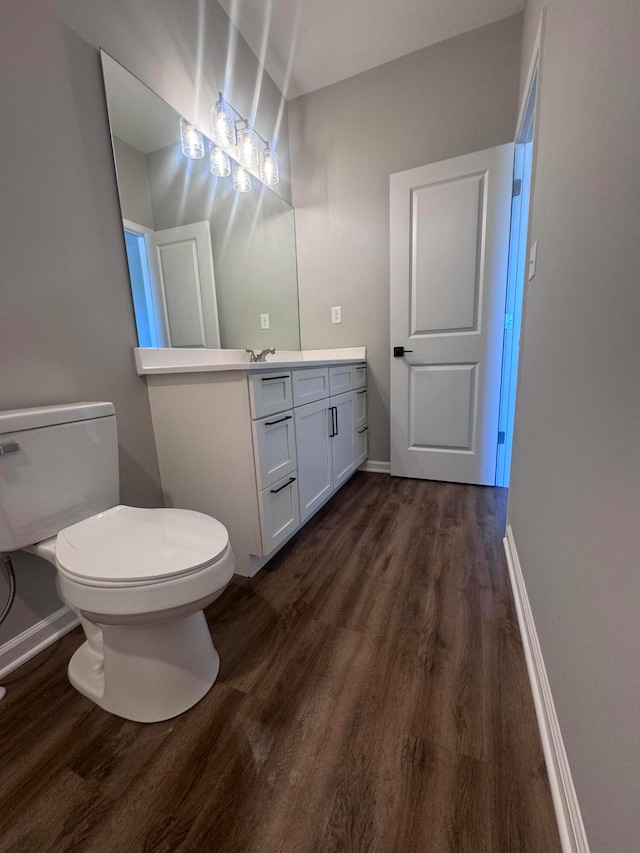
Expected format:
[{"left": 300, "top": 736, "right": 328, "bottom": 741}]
[{"left": 55, "top": 505, "right": 229, "bottom": 583}]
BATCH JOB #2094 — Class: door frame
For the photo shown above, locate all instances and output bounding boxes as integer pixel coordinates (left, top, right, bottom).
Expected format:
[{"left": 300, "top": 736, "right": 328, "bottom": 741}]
[{"left": 495, "top": 19, "right": 544, "bottom": 487}]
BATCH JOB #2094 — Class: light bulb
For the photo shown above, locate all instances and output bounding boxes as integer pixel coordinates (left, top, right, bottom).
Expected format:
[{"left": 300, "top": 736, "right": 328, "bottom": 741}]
[
  {"left": 209, "top": 142, "right": 230, "bottom": 177},
  {"left": 238, "top": 127, "right": 258, "bottom": 168},
  {"left": 260, "top": 146, "right": 279, "bottom": 185},
  {"left": 233, "top": 163, "right": 252, "bottom": 193},
  {"left": 211, "top": 99, "right": 236, "bottom": 148},
  {"left": 180, "top": 117, "right": 204, "bottom": 159}
]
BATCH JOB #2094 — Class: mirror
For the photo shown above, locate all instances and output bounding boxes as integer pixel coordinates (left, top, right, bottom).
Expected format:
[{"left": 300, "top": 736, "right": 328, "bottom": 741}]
[{"left": 100, "top": 52, "right": 301, "bottom": 350}]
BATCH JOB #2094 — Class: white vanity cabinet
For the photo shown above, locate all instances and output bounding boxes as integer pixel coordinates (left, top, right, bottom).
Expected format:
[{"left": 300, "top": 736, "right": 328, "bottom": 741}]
[{"left": 146, "top": 359, "right": 367, "bottom": 578}]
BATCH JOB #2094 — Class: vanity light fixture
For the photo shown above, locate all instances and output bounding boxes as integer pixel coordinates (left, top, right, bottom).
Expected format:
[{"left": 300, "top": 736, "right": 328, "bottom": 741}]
[
  {"left": 260, "top": 143, "right": 279, "bottom": 186},
  {"left": 211, "top": 94, "right": 236, "bottom": 148},
  {"left": 179, "top": 94, "right": 277, "bottom": 193},
  {"left": 209, "top": 142, "right": 231, "bottom": 178},
  {"left": 180, "top": 117, "right": 205, "bottom": 159},
  {"left": 232, "top": 163, "right": 252, "bottom": 193}
]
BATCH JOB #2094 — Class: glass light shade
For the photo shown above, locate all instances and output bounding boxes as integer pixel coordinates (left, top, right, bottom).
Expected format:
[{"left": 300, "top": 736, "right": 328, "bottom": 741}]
[
  {"left": 233, "top": 163, "right": 252, "bottom": 193},
  {"left": 211, "top": 100, "right": 236, "bottom": 148},
  {"left": 238, "top": 127, "right": 258, "bottom": 168},
  {"left": 179, "top": 117, "right": 204, "bottom": 159},
  {"left": 209, "top": 142, "right": 231, "bottom": 178},
  {"left": 260, "top": 146, "right": 279, "bottom": 186}
]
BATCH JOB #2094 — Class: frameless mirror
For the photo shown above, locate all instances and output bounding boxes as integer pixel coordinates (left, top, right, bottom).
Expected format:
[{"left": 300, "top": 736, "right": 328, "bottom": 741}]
[{"left": 100, "top": 52, "right": 301, "bottom": 350}]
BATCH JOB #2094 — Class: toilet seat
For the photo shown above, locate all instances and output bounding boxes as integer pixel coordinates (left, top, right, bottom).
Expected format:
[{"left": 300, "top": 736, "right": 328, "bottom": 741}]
[{"left": 56, "top": 505, "right": 230, "bottom": 586}]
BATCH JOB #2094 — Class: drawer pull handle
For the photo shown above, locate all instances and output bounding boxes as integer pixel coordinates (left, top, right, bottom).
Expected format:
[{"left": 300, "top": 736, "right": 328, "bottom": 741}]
[
  {"left": 357, "top": 389, "right": 366, "bottom": 395},
  {"left": 358, "top": 426, "right": 368, "bottom": 434},
  {"left": 270, "top": 477, "right": 296, "bottom": 494},
  {"left": 261, "top": 375, "right": 289, "bottom": 382},
  {"left": 264, "top": 415, "right": 292, "bottom": 426}
]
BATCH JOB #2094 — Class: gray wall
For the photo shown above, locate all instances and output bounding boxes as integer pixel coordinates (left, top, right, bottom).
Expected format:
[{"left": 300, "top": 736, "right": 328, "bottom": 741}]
[
  {"left": 0, "top": 0, "right": 290, "bottom": 647},
  {"left": 288, "top": 15, "right": 523, "bottom": 463},
  {"left": 508, "top": 1, "right": 640, "bottom": 850},
  {"left": 113, "top": 137, "right": 155, "bottom": 229}
]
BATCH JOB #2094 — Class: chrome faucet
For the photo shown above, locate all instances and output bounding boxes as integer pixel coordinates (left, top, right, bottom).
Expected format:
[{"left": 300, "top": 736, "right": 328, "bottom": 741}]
[{"left": 246, "top": 348, "right": 276, "bottom": 363}]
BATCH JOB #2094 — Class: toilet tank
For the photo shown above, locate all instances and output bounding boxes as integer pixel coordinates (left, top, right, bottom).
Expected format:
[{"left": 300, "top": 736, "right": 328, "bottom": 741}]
[{"left": 0, "top": 402, "right": 120, "bottom": 552}]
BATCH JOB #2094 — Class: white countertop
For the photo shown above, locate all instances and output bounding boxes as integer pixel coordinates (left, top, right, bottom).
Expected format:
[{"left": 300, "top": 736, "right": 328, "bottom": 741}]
[{"left": 135, "top": 347, "right": 367, "bottom": 375}]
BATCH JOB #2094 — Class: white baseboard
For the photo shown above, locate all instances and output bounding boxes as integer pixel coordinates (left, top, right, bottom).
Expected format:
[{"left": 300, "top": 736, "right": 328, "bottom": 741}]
[
  {"left": 0, "top": 606, "right": 79, "bottom": 680},
  {"left": 359, "top": 459, "right": 391, "bottom": 474},
  {"left": 503, "top": 525, "right": 590, "bottom": 853}
]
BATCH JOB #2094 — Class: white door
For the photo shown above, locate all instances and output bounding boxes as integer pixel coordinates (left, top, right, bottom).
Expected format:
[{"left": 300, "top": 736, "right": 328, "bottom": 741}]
[
  {"left": 145, "top": 221, "right": 220, "bottom": 348},
  {"left": 390, "top": 143, "right": 514, "bottom": 485}
]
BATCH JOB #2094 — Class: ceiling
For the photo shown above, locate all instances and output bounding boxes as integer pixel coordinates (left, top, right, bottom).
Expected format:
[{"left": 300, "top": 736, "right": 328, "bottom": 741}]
[{"left": 218, "top": 0, "right": 525, "bottom": 99}]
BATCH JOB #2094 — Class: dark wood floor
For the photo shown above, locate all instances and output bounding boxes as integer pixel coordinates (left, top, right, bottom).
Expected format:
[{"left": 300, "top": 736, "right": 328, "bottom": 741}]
[{"left": 0, "top": 473, "right": 560, "bottom": 852}]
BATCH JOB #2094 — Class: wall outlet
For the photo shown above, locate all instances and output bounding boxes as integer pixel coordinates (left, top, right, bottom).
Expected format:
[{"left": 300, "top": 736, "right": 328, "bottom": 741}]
[
  {"left": 260, "top": 313, "right": 270, "bottom": 329},
  {"left": 331, "top": 306, "right": 342, "bottom": 324}
]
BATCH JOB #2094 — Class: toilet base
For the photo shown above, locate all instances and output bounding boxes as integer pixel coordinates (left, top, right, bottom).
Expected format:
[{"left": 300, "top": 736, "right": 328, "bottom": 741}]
[{"left": 68, "top": 610, "right": 220, "bottom": 723}]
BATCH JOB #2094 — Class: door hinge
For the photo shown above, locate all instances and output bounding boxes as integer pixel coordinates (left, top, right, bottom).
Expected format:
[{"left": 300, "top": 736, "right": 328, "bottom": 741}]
[
  {"left": 498, "top": 431, "right": 506, "bottom": 445},
  {"left": 504, "top": 313, "right": 514, "bottom": 330},
  {"left": 512, "top": 178, "right": 522, "bottom": 197}
]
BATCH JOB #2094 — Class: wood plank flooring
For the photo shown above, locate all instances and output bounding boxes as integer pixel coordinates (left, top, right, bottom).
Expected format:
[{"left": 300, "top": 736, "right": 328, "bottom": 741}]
[{"left": 0, "top": 473, "right": 561, "bottom": 852}]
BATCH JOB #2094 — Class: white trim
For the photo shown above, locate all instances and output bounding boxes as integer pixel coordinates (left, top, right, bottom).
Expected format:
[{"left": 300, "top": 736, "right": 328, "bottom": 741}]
[
  {"left": 0, "top": 607, "right": 79, "bottom": 680},
  {"left": 122, "top": 218, "right": 153, "bottom": 235},
  {"left": 515, "top": 9, "right": 545, "bottom": 142},
  {"left": 503, "top": 525, "right": 590, "bottom": 853},
  {"left": 359, "top": 460, "right": 391, "bottom": 474}
]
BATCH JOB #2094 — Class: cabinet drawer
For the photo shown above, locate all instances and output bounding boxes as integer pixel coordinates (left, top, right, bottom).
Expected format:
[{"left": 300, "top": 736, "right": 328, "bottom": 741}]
[
  {"left": 258, "top": 471, "right": 300, "bottom": 555},
  {"left": 355, "top": 426, "right": 368, "bottom": 466},
  {"left": 354, "top": 389, "right": 367, "bottom": 430},
  {"left": 292, "top": 367, "right": 330, "bottom": 406},
  {"left": 252, "top": 410, "right": 296, "bottom": 490},
  {"left": 329, "top": 364, "right": 355, "bottom": 395},
  {"left": 248, "top": 371, "right": 293, "bottom": 419},
  {"left": 354, "top": 364, "right": 367, "bottom": 389}
]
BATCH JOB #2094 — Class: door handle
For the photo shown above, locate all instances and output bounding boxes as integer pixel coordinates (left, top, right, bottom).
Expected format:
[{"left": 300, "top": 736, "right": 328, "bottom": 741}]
[
  {"left": 333, "top": 406, "right": 339, "bottom": 436},
  {"left": 393, "top": 346, "right": 414, "bottom": 357}
]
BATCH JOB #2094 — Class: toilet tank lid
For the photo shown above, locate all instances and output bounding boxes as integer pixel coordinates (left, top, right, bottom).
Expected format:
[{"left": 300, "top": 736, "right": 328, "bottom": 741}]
[{"left": 0, "top": 402, "right": 115, "bottom": 434}]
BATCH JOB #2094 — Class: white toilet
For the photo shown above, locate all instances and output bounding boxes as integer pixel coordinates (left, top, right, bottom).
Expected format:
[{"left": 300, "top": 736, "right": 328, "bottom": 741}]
[{"left": 0, "top": 402, "right": 235, "bottom": 723}]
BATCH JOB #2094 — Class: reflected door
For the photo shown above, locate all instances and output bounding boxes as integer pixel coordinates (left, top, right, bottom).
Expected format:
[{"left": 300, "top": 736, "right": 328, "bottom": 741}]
[
  {"left": 145, "top": 221, "right": 220, "bottom": 348},
  {"left": 390, "top": 144, "right": 513, "bottom": 485}
]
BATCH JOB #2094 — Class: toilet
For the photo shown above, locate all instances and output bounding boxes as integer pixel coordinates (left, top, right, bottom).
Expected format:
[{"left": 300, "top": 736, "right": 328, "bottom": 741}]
[{"left": 0, "top": 402, "right": 235, "bottom": 723}]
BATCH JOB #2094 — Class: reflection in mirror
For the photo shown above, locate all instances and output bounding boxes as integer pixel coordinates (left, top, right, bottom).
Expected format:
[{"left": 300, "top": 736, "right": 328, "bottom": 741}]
[{"left": 100, "top": 52, "right": 301, "bottom": 350}]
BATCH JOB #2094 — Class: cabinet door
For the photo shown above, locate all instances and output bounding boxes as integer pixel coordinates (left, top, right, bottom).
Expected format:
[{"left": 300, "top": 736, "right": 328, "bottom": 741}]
[
  {"left": 331, "top": 391, "right": 356, "bottom": 488},
  {"left": 294, "top": 398, "right": 333, "bottom": 522},
  {"left": 258, "top": 472, "right": 300, "bottom": 555},
  {"left": 252, "top": 410, "right": 296, "bottom": 490},
  {"left": 355, "top": 425, "right": 368, "bottom": 466},
  {"left": 354, "top": 389, "right": 367, "bottom": 430}
]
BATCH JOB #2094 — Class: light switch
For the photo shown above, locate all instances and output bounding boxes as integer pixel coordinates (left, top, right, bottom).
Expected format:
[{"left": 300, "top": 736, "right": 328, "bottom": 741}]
[
  {"left": 331, "top": 306, "right": 342, "bottom": 324},
  {"left": 528, "top": 240, "right": 538, "bottom": 281},
  {"left": 260, "top": 313, "right": 270, "bottom": 329}
]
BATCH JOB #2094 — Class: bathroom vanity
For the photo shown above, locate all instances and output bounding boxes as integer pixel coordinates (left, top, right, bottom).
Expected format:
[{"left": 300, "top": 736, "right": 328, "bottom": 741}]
[{"left": 137, "top": 348, "right": 368, "bottom": 576}]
